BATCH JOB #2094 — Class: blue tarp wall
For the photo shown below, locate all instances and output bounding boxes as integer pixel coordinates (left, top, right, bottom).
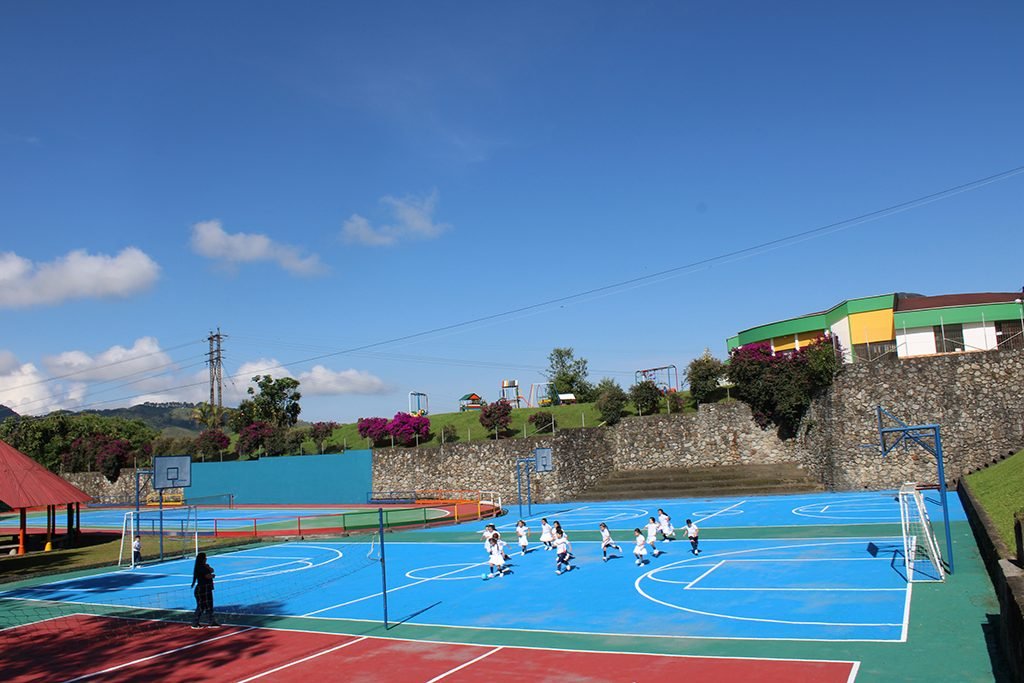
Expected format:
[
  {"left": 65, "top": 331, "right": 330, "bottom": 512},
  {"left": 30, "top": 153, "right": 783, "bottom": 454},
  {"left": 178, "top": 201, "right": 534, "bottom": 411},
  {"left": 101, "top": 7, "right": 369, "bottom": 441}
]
[{"left": 189, "top": 451, "right": 372, "bottom": 505}]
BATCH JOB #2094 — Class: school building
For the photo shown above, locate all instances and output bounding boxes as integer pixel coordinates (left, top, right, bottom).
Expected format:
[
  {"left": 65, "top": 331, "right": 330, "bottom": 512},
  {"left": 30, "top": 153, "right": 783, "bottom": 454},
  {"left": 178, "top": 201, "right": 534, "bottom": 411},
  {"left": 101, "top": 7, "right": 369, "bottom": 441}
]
[{"left": 726, "top": 291, "right": 1024, "bottom": 364}]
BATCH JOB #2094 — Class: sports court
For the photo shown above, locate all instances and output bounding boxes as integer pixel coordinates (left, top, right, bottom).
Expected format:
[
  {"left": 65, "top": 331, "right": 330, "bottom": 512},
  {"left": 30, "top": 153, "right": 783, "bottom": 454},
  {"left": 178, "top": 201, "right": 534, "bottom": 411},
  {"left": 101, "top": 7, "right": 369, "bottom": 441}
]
[{"left": 0, "top": 490, "right": 1000, "bottom": 682}]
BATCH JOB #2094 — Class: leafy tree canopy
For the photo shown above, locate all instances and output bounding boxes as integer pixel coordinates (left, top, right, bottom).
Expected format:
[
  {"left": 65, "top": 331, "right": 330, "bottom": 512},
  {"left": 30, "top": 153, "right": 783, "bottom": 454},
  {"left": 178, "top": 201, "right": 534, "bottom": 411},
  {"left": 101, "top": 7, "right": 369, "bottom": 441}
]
[
  {"left": 686, "top": 349, "right": 726, "bottom": 406},
  {"left": 235, "top": 375, "right": 302, "bottom": 431},
  {"left": 544, "top": 347, "right": 595, "bottom": 403}
]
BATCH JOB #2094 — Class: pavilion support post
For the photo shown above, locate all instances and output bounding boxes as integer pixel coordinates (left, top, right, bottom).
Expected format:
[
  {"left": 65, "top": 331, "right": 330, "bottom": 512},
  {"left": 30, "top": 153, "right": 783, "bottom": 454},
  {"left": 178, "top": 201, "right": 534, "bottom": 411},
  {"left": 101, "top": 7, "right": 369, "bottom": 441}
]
[
  {"left": 18, "top": 508, "right": 26, "bottom": 555},
  {"left": 66, "top": 504, "right": 74, "bottom": 544}
]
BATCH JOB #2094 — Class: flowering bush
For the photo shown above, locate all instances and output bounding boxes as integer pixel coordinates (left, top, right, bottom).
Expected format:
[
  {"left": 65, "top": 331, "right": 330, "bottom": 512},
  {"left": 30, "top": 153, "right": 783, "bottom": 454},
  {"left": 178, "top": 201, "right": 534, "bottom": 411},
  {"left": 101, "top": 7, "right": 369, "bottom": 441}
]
[
  {"left": 528, "top": 411, "right": 557, "bottom": 434},
  {"left": 727, "top": 338, "right": 841, "bottom": 438},
  {"left": 357, "top": 417, "right": 390, "bottom": 445},
  {"left": 388, "top": 412, "right": 431, "bottom": 446},
  {"left": 479, "top": 399, "right": 513, "bottom": 438},
  {"left": 195, "top": 429, "right": 230, "bottom": 461},
  {"left": 236, "top": 421, "right": 276, "bottom": 458}
]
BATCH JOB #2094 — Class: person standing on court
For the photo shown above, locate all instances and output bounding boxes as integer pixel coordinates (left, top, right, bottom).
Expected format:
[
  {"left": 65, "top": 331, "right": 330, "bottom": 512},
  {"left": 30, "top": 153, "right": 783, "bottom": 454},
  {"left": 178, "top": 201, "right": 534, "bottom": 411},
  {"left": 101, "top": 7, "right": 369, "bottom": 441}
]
[
  {"left": 191, "top": 552, "right": 219, "bottom": 628},
  {"left": 132, "top": 535, "right": 143, "bottom": 567},
  {"left": 685, "top": 519, "right": 701, "bottom": 555}
]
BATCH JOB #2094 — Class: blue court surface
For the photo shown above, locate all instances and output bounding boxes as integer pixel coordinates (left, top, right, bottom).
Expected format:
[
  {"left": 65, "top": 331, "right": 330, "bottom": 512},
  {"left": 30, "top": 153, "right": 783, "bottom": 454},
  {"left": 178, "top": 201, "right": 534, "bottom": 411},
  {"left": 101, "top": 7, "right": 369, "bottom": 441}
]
[{"left": 3, "top": 490, "right": 961, "bottom": 643}]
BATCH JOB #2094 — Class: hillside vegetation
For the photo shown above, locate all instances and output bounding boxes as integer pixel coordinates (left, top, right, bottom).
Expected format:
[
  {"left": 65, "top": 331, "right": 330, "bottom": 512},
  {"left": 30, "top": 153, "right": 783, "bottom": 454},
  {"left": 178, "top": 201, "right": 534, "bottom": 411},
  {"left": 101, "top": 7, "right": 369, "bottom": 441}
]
[{"left": 965, "top": 448, "right": 1024, "bottom": 552}]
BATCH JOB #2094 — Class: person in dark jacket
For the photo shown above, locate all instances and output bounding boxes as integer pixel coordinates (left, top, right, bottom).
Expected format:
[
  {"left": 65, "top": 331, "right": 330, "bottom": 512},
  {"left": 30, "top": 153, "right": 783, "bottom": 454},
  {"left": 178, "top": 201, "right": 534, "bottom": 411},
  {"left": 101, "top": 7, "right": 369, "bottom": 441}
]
[{"left": 191, "top": 552, "right": 219, "bottom": 628}]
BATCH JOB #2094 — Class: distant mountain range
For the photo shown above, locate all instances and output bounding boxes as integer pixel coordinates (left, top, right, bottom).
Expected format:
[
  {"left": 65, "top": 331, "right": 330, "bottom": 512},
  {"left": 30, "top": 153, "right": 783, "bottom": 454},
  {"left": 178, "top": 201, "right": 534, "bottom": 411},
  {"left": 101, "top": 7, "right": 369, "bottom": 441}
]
[{"left": 0, "top": 402, "right": 203, "bottom": 435}]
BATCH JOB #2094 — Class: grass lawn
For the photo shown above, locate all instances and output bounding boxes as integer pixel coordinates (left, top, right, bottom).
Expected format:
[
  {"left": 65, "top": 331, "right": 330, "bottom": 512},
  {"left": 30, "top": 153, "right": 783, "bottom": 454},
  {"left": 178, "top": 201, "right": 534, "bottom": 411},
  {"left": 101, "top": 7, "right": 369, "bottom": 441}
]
[
  {"left": 965, "top": 448, "right": 1024, "bottom": 552},
  {"left": 319, "top": 393, "right": 715, "bottom": 453},
  {"left": 0, "top": 533, "right": 246, "bottom": 584}
]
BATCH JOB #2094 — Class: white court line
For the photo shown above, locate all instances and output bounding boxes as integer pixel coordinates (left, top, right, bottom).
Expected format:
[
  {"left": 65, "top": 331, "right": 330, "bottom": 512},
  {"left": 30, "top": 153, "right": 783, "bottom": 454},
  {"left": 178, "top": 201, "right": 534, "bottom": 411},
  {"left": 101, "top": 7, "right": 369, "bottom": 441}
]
[
  {"left": 686, "top": 561, "right": 725, "bottom": 589},
  {"left": 235, "top": 636, "right": 368, "bottom": 682},
  {"left": 821, "top": 505, "right": 830, "bottom": 512},
  {"left": 57, "top": 626, "right": 256, "bottom": 682},
  {"left": 695, "top": 500, "right": 745, "bottom": 524},
  {"left": 424, "top": 647, "right": 503, "bottom": 683},
  {"left": 636, "top": 540, "right": 906, "bottom": 628},
  {"left": 302, "top": 558, "right": 491, "bottom": 616}
]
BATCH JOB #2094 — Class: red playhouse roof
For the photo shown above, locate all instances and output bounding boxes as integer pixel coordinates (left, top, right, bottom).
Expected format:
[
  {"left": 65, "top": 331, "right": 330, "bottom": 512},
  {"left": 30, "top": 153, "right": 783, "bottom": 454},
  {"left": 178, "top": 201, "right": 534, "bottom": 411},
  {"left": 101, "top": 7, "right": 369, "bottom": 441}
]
[{"left": 0, "top": 439, "right": 92, "bottom": 509}]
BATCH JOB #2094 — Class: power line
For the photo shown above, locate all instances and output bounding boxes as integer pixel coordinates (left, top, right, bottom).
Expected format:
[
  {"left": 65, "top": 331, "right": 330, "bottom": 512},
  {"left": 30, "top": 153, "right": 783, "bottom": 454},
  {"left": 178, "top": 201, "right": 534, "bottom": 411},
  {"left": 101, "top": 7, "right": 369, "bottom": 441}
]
[{"left": 6, "top": 165, "right": 1022, "bottom": 413}]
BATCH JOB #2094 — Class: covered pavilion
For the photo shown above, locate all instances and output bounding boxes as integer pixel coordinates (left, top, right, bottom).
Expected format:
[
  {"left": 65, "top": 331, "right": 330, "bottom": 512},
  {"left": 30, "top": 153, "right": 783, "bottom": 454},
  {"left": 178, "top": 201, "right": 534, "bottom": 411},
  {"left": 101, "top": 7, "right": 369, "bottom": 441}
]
[{"left": 0, "top": 439, "right": 92, "bottom": 555}]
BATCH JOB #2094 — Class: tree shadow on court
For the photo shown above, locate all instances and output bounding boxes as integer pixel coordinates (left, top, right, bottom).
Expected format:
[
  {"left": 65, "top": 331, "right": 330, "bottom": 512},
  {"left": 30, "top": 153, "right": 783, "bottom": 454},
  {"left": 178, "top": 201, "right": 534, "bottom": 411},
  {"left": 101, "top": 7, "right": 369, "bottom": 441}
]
[{"left": 982, "top": 613, "right": 1015, "bottom": 682}]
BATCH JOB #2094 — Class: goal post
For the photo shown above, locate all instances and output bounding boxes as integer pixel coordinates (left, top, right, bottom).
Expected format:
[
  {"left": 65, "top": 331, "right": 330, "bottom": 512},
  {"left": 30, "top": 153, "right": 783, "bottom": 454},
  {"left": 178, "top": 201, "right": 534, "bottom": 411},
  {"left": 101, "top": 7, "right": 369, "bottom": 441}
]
[
  {"left": 899, "top": 483, "right": 945, "bottom": 582},
  {"left": 119, "top": 506, "right": 199, "bottom": 568}
]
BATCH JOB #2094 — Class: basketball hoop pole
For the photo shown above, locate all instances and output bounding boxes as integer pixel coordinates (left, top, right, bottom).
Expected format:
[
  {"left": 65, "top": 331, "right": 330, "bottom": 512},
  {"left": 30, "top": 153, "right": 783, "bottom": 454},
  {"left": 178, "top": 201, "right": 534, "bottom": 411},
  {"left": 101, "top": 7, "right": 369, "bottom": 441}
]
[{"left": 877, "top": 406, "right": 954, "bottom": 573}]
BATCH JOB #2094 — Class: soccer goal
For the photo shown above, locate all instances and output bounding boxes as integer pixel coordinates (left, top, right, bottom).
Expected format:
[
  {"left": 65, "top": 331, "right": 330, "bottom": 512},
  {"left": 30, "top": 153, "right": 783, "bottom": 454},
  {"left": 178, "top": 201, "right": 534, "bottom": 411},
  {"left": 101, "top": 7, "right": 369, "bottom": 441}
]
[
  {"left": 898, "top": 483, "right": 945, "bottom": 582},
  {"left": 119, "top": 506, "right": 200, "bottom": 568}
]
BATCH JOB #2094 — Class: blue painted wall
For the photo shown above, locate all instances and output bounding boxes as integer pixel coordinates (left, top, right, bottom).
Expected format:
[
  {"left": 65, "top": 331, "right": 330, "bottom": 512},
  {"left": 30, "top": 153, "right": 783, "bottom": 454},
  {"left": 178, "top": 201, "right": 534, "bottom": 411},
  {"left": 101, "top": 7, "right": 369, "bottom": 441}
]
[{"left": 189, "top": 451, "right": 372, "bottom": 504}]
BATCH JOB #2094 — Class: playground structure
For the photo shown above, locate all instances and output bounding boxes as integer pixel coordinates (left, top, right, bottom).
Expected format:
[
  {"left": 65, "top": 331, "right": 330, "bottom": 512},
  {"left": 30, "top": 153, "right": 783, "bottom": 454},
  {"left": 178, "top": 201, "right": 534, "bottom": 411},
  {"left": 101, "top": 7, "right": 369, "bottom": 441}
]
[
  {"left": 459, "top": 393, "right": 483, "bottom": 411},
  {"left": 499, "top": 379, "right": 524, "bottom": 408},
  {"left": 528, "top": 382, "right": 554, "bottom": 407},
  {"left": 635, "top": 364, "right": 679, "bottom": 394},
  {"left": 408, "top": 391, "right": 429, "bottom": 416}
]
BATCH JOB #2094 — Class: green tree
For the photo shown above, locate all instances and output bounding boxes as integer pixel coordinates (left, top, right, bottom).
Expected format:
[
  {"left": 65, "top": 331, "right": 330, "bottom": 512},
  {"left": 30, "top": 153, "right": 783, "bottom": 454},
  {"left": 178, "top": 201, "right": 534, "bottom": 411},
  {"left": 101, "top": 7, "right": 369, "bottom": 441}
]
[
  {"left": 629, "top": 380, "right": 662, "bottom": 416},
  {"left": 190, "top": 402, "right": 219, "bottom": 430},
  {"left": 235, "top": 375, "right": 302, "bottom": 431},
  {"left": 594, "top": 378, "right": 628, "bottom": 425},
  {"left": 544, "top": 347, "right": 594, "bottom": 402},
  {"left": 686, "top": 349, "right": 726, "bottom": 406}
]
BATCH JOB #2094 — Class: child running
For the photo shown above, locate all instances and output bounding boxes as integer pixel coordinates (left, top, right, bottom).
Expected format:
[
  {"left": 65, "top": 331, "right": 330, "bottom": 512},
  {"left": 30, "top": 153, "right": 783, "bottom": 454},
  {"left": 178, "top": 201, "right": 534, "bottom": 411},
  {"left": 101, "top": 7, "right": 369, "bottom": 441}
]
[
  {"left": 484, "top": 536, "right": 510, "bottom": 579},
  {"left": 599, "top": 522, "right": 622, "bottom": 561},
  {"left": 539, "top": 518, "right": 554, "bottom": 550},
  {"left": 657, "top": 508, "right": 676, "bottom": 542},
  {"left": 633, "top": 528, "right": 649, "bottom": 566},
  {"left": 515, "top": 520, "right": 531, "bottom": 555},
  {"left": 685, "top": 518, "right": 701, "bottom": 555},
  {"left": 553, "top": 521, "right": 574, "bottom": 560},
  {"left": 646, "top": 517, "right": 662, "bottom": 557},
  {"left": 553, "top": 528, "right": 576, "bottom": 575},
  {"left": 481, "top": 523, "right": 497, "bottom": 556}
]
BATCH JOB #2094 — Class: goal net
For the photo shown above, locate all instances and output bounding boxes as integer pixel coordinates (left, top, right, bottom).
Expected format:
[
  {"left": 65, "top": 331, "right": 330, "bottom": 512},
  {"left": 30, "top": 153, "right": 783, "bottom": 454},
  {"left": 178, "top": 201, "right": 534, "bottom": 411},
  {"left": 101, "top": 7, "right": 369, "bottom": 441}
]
[
  {"left": 898, "top": 483, "right": 945, "bottom": 582},
  {"left": 119, "top": 506, "right": 200, "bottom": 568}
]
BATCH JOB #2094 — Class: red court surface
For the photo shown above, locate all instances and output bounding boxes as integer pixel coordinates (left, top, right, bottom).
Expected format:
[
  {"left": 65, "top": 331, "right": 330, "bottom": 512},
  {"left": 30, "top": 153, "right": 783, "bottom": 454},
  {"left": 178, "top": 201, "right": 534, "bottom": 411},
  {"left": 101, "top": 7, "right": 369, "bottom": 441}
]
[{"left": 1, "top": 615, "right": 858, "bottom": 682}]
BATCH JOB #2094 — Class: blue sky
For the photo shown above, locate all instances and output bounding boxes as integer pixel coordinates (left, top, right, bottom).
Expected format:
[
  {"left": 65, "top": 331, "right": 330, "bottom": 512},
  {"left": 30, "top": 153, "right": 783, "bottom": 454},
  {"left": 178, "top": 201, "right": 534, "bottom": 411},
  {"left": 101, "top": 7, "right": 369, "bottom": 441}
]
[{"left": 1, "top": 2, "right": 1022, "bottom": 423}]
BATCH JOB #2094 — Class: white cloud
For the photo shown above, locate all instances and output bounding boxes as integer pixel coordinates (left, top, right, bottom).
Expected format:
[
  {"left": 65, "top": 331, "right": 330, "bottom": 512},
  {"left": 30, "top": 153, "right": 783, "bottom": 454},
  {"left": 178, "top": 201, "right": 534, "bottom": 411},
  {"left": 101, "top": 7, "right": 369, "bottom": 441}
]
[
  {"left": 232, "top": 359, "right": 387, "bottom": 398},
  {"left": 298, "top": 365, "right": 388, "bottom": 396},
  {"left": 341, "top": 190, "right": 450, "bottom": 247},
  {"left": 43, "top": 337, "right": 173, "bottom": 382},
  {"left": 0, "top": 350, "right": 17, "bottom": 374},
  {"left": 0, "top": 360, "right": 66, "bottom": 416},
  {"left": 190, "top": 220, "right": 324, "bottom": 276},
  {"left": 0, "top": 248, "right": 160, "bottom": 309}
]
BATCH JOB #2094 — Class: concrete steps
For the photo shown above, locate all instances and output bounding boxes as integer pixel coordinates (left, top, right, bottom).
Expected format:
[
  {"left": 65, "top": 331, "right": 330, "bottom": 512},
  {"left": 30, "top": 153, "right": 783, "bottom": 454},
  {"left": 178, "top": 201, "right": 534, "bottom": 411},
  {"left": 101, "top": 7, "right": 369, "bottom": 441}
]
[{"left": 575, "top": 463, "right": 823, "bottom": 501}]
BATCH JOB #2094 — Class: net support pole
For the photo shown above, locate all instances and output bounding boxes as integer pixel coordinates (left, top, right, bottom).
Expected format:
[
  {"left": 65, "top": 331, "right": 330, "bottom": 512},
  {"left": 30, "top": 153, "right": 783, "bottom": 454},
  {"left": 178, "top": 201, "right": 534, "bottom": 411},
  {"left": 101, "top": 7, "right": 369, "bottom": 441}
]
[
  {"left": 158, "top": 489, "right": 165, "bottom": 562},
  {"left": 934, "top": 426, "right": 954, "bottom": 574},
  {"left": 378, "top": 508, "right": 389, "bottom": 629}
]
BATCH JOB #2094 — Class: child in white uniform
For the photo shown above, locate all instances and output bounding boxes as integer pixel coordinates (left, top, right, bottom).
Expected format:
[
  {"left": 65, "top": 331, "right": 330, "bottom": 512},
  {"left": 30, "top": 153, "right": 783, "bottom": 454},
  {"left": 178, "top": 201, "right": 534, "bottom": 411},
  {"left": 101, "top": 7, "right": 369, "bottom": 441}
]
[
  {"left": 539, "top": 518, "right": 554, "bottom": 550},
  {"left": 481, "top": 524, "right": 496, "bottom": 556},
  {"left": 599, "top": 522, "right": 621, "bottom": 561},
  {"left": 515, "top": 520, "right": 530, "bottom": 555},
  {"left": 657, "top": 508, "right": 676, "bottom": 542},
  {"left": 485, "top": 537, "right": 509, "bottom": 579},
  {"left": 553, "top": 528, "right": 575, "bottom": 575},
  {"left": 685, "top": 519, "right": 701, "bottom": 555},
  {"left": 646, "top": 517, "right": 662, "bottom": 557},
  {"left": 633, "top": 528, "right": 648, "bottom": 566}
]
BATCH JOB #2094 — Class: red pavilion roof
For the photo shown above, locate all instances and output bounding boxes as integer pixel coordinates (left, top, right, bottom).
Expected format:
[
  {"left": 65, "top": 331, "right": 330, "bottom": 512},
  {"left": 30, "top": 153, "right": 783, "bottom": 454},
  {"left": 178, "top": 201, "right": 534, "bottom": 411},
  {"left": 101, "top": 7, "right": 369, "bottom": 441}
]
[{"left": 0, "top": 439, "right": 92, "bottom": 508}]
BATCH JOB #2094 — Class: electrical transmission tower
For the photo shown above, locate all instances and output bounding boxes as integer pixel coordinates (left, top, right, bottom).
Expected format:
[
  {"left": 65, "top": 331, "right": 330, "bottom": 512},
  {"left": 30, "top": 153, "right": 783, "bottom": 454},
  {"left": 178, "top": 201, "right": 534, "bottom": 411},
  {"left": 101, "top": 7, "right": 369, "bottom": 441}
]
[{"left": 207, "top": 328, "right": 225, "bottom": 427}]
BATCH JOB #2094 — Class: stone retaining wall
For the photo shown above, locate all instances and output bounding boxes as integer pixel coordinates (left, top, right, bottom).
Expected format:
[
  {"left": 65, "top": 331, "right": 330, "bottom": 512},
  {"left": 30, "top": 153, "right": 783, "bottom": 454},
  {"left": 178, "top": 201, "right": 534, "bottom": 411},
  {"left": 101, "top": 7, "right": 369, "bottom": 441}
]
[
  {"left": 374, "top": 348, "right": 1024, "bottom": 501},
  {"left": 801, "top": 348, "right": 1024, "bottom": 489}
]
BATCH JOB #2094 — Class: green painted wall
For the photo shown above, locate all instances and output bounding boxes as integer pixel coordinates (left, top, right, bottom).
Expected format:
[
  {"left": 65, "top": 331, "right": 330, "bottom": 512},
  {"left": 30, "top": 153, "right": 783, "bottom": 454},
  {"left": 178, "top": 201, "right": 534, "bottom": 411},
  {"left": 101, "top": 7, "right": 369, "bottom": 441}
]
[
  {"left": 894, "top": 302, "right": 1024, "bottom": 329},
  {"left": 734, "top": 294, "right": 895, "bottom": 347}
]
